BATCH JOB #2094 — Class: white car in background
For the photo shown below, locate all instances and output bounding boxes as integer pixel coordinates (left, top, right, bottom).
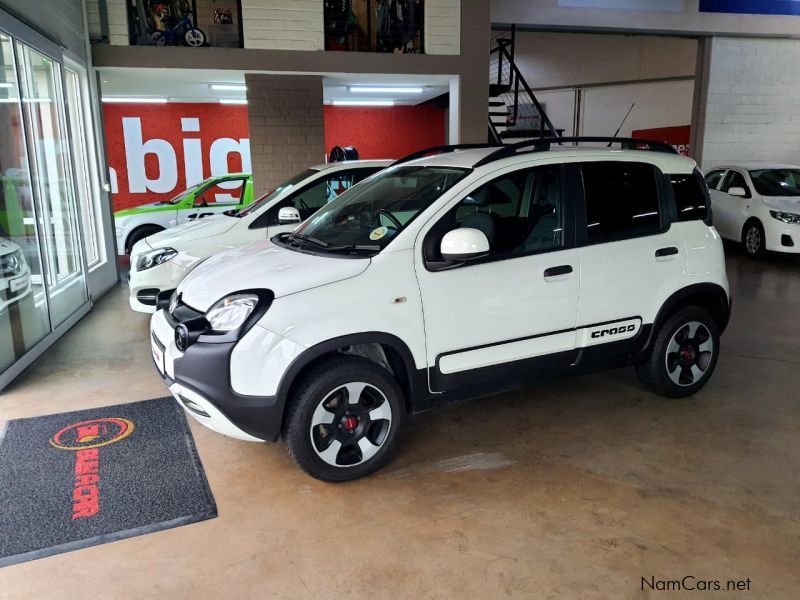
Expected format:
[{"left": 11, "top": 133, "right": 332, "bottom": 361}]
[
  {"left": 128, "top": 160, "right": 390, "bottom": 312},
  {"left": 0, "top": 237, "right": 32, "bottom": 313},
  {"left": 705, "top": 164, "right": 800, "bottom": 257}
]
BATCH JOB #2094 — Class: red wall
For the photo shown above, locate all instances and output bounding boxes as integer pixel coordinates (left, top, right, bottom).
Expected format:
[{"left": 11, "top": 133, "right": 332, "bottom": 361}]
[
  {"left": 323, "top": 104, "right": 446, "bottom": 159},
  {"left": 103, "top": 102, "right": 446, "bottom": 211},
  {"left": 104, "top": 103, "right": 250, "bottom": 211}
]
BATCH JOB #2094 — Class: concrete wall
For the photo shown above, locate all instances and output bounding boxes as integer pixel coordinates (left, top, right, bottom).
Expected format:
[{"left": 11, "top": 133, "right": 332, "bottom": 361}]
[
  {"left": 700, "top": 37, "right": 800, "bottom": 169},
  {"left": 492, "top": 0, "right": 800, "bottom": 37},
  {"left": 242, "top": 0, "right": 323, "bottom": 51},
  {"left": 85, "top": 0, "right": 128, "bottom": 46},
  {"left": 512, "top": 31, "right": 696, "bottom": 90},
  {"left": 536, "top": 79, "right": 694, "bottom": 138},
  {"left": 245, "top": 74, "right": 325, "bottom": 196},
  {"left": 426, "top": 0, "right": 461, "bottom": 55}
]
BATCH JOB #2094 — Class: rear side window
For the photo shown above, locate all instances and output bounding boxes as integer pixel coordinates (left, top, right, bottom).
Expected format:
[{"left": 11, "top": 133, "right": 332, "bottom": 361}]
[
  {"left": 671, "top": 169, "right": 711, "bottom": 224},
  {"left": 580, "top": 161, "right": 662, "bottom": 244}
]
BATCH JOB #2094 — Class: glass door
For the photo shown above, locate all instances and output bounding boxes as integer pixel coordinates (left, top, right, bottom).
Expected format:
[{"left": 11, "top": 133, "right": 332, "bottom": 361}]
[
  {"left": 0, "top": 33, "right": 51, "bottom": 374},
  {"left": 15, "top": 42, "right": 87, "bottom": 328}
]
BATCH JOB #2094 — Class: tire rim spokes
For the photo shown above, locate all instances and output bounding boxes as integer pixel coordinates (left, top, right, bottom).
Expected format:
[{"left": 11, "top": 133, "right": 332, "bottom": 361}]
[
  {"left": 746, "top": 227, "right": 760, "bottom": 254},
  {"left": 310, "top": 382, "right": 392, "bottom": 467},
  {"left": 665, "top": 321, "right": 714, "bottom": 387}
]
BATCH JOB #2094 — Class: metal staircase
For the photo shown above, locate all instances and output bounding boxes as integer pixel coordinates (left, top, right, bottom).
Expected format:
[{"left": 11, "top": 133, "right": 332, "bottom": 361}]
[{"left": 488, "top": 27, "right": 562, "bottom": 144}]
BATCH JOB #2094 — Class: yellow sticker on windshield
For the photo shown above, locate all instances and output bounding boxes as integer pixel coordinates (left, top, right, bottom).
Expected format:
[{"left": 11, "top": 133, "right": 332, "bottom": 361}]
[{"left": 369, "top": 226, "right": 388, "bottom": 241}]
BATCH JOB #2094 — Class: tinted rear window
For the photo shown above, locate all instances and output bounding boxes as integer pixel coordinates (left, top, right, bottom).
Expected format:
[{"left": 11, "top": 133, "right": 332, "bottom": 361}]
[
  {"left": 581, "top": 161, "right": 662, "bottom": 244},
  {"left": 671, "top": 169, "right": 710, "bottom": 224}
]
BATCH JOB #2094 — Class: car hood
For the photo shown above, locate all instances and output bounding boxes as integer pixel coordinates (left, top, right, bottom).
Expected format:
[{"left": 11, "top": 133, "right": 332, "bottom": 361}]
[
  {"left": 177, "top": 239, "right": 370, "bottom": 311},
  {"left": 145, "top": 215, "right": 239, "bottom": 250},
  {"left": 762, "top": 196, "right": 800, "bottom": 212},
  {"left": 0, "top": 238, "right": 21, "bottom": 257}
]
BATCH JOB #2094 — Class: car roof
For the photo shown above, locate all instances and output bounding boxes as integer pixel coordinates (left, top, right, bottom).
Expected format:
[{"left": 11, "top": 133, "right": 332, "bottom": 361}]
[
  {"left": 313, "top": 159, "right": 393, "bottom": 171},
  {"left": 709, "top": 163, "right": 800, "bottom": 172},
  {"left": 400, "top": 146, "right": 696, "bottom": 174}
]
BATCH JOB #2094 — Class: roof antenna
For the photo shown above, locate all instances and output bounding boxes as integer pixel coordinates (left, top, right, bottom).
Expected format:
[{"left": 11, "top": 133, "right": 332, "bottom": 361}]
[{"left": 609, "top": 102, "right": 635, "bottom": 145}]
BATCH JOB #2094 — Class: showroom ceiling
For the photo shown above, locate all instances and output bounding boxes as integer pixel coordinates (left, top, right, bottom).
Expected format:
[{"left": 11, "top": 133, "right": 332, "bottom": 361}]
[{"left": 98, "top": 68, "right": 450, "bottom": 106}]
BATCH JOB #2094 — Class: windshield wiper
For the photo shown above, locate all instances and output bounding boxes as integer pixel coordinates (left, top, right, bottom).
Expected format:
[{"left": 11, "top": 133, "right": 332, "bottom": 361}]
[
  {"left": 287, "top": 232, "right": 330, "bottom": 248},
  {"left": 323, "top": 244, "right": 381, "bottom": 252}
]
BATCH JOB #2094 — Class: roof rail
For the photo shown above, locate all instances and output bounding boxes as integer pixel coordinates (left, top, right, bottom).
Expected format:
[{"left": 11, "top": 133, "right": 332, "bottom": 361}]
[
  {"left": 473, "top": 136, "right": 679, "bottom": 168},
  {"left": 391, "top": 143, "right": 502, "bottom": 167}
]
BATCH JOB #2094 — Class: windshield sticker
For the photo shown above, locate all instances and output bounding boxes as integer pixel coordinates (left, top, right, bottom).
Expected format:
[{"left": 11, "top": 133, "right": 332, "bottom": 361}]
[{"left": 369, "top": 226, "right": 388, "bottom": 241}]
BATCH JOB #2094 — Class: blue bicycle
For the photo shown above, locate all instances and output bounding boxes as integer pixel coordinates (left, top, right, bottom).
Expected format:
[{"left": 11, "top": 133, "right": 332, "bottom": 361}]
[{"left": 151, "top": 11, "right": 205, "bottom": 47}]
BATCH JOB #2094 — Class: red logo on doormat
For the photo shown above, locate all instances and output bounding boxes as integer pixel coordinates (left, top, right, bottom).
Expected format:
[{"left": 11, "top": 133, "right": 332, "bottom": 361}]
[{"left": 50, "top": 418, "right": 135, "bottom": 520}]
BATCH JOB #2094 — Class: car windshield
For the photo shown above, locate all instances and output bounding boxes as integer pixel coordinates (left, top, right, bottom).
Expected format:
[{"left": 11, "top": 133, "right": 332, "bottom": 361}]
[
  {"left": 283, "top": 165, "right": 470, "bottom": 255},
  {"left": 749, "top": 169, "right": 800, "bottom": 197},
  {"left": 236, "top": 168, "right": 319, "bottom": 217},
  {"left": 158, "top": 177, "right": 216, "bottom": 205}
]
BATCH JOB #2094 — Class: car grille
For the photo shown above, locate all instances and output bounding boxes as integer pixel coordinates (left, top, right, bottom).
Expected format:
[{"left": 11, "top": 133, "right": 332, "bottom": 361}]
[
  {"left": 167, "top": 296, "right": 204, "bottom": 326},
  {"left": 0, "top": 251, "right": 24, "bottom": 277}
]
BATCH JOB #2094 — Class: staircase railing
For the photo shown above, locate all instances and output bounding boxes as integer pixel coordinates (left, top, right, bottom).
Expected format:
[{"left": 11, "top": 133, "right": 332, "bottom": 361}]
[{"left": 489, "top": 27, "right": 560, "bottom": 141}]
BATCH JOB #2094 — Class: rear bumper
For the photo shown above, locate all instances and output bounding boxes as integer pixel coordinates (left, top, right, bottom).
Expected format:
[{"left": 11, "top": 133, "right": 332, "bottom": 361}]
[{"left": 150, "top": 309, "right": 285, "bottom": 443}]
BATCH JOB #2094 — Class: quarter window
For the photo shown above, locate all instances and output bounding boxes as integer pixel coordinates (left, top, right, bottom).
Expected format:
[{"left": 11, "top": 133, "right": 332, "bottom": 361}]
[
  {"left": 426, "top": 164, "right": 564, "bottom": 265},
  {"left": 670, "top": 169, "right": 710, "bottom": 223},
  {"left": 581, "top": 161, "right": 662, "bottom": 244}
]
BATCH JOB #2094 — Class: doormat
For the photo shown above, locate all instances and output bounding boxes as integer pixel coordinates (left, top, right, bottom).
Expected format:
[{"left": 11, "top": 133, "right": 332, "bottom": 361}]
[{"left": 0, "top": 397, "right": 217, "bottom": 567}]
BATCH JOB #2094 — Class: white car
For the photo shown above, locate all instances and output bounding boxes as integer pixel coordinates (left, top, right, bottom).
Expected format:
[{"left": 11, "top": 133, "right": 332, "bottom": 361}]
[
  {"left": 704, "top": 164, "right": 800, "bottom": 257},
  {"left": 0, "top": 237, "right": 32, "bottom": 313},
  {"left": 128, "top": 160, "right": 390, "bottom": 312},
  {"left": 150, "top": 138, "right": 730, "bottom": 481}
]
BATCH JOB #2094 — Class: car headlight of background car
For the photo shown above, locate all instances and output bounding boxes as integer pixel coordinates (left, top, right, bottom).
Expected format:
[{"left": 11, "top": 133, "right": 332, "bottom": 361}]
[
  {"left": 136, "top": 247, "right": 177, "bottom": 271},
  {"left": 769, "top": 210, "right": 800, "bottom": 224},
  {"left": 205, "top": 293, "right": 260, "bottom": 331}
]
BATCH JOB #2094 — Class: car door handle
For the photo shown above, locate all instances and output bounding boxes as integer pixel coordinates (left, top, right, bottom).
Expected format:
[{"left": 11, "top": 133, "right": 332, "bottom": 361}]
[
  {"left": 655, "top": 246, "right": 679, "bottom": 258},
  {"left": 187, "top": 213, "right": 198, "bottom": 220},
  {"left": 197, "top": 212, "right": 214, "bottom": 219},
  {"left": 544, "top": 265, "right": 573, "bottom": 278}
]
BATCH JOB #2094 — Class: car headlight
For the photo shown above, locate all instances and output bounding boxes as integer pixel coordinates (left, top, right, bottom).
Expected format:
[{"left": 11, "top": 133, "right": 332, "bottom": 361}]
[
  {"left": 205, "top": 293, "right": 260, "bottom": 331},
  {"left": 769, "top": 210, "right": 800, "bottom": 224},
  {"left": 136, "top": 247, "right": 177, "bottom": 271}
]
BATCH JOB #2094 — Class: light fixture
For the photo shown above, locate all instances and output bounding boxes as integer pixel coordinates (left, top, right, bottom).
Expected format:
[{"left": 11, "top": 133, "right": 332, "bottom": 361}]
[
  {"left": 0, "top": 82, "right": 12, "bottom": 88},
  {"left": 332, "top": 100, "right": 394, "bottom": 106},
  {"left": 349, "top": 86, "right": 423, "bottom": 94},
  {"left": 219, "top": 98, "right": 247, "bottom": 105},
  {"left": 211, "top": 84, "right": 247, "bottom": 91},
  {"left": 102, "top": 97, "right": 168, "bottom": 104}
]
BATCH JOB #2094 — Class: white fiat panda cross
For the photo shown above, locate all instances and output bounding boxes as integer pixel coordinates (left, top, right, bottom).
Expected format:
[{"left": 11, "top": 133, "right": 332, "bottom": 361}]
[{"left": 150, "top": 138, "right": 730, "bottom": 482}]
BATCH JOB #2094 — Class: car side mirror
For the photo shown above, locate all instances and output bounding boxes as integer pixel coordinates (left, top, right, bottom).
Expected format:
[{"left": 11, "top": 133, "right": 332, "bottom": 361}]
[
  {"left": 727, "top": 186, "right": 747, "bottom": 197},
  {"left": 277, "top": 206, "right": 301, "bottom": 224},
  {"left": 440, "top": 228, "right": 490, "bottom": 262}
]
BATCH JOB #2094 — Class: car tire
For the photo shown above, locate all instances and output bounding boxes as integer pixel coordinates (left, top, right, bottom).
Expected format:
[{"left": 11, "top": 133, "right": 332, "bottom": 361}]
[
  {"left": 742, "top": 219, "right": 767, "bottom": 258},
  {"left": 283, "top": 355, "right": 404, "bottom": 482},
  {"left": 636, "top": 306, "right": 720, "bottom": 399},
  {"left": 125, "top": 225, "right": 164, "bottom": 254}
]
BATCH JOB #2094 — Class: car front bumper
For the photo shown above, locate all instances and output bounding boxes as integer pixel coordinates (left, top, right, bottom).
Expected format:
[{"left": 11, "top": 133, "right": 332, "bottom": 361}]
[
  {"left": 129, "top": 254, "right": 189, "bottom": 314},
  {"left": 764, "top": 219, "right": 800, "bottom": 253},
  {"left": 149, "top": 308, "right": 286, "bottom": 443}
]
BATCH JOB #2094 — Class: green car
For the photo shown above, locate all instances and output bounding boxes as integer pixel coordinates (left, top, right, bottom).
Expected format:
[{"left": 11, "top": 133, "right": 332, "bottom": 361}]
[{"left": 114, "top": 173, "right": 255, "bottom": 254}]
